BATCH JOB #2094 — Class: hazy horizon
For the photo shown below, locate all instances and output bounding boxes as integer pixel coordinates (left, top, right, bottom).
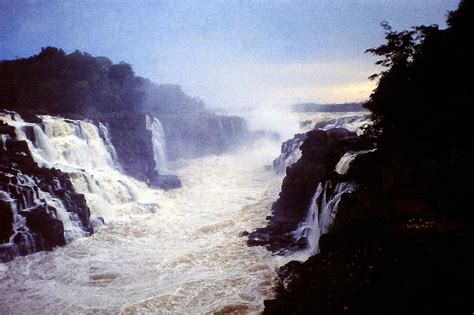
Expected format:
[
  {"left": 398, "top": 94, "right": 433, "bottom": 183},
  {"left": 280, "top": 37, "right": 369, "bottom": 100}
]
[{"left": 0, "top": 0, "right": 459, "bottom": 108}]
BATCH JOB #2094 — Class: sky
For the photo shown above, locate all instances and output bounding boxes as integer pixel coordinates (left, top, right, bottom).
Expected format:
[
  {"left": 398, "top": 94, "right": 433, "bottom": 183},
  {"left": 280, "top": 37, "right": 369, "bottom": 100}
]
[{"left": 0, "top": 0, "right": 460, "bottom": 108}]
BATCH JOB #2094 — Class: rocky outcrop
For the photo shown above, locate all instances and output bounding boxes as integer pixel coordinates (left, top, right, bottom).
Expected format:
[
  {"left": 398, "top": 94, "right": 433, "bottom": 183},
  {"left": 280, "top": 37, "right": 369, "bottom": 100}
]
[
  {"left": 248, "top": 128, "right": 373, "bottom": 253},
  {"left": 262, "top": 157, "right": 474, "bottom": 314},
  {"left": 104, "top": 113, "right": 157, "bottom": 182},
  {"left": 273, "top": 133, "right": 308, "bottom": 174},
  {"left": 0, "top": 121, "right": 93, "bottom": 263},
  {"left": 263, "top": 212, "right": 473, "bottom": 315},
  {"left": 256, "top": 128, "right": 474, "bottom": 315}
]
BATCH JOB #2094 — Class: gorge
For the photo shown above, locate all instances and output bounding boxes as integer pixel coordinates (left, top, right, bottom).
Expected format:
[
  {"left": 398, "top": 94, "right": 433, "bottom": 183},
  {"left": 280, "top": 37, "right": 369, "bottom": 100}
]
[
  {"left": 1, "top": 1, "right": 473, "bottom": 313},
  {"left": 0, "top": 101, "right": 371, "bottom": 313}
]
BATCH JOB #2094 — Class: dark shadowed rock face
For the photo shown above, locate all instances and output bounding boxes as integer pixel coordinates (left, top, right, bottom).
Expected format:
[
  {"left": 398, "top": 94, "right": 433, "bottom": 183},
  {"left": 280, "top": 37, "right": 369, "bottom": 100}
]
[
  {"left": 263, "top": 216, "right": 474, "bottom": 315},
  {"left": 102, "top": 112, "right": 244, "bottom": 189},
  {"left": 248, "top": 128, "right": 373, "bottom": 253},
  {"left": 105, "top": 113, "right": 157, "bottom": 183},
  {"left": 0, "top": 121, "right": 93, "bottom": 263},
  {"left": 258, "top": 134, "right": 474, "bottom": 315}
]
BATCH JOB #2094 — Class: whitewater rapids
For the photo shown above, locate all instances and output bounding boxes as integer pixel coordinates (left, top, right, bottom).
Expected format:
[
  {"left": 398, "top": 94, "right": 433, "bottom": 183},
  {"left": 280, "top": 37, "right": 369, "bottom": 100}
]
[{"left": 0, "top": 141, "right": 282, "bottom": 314}]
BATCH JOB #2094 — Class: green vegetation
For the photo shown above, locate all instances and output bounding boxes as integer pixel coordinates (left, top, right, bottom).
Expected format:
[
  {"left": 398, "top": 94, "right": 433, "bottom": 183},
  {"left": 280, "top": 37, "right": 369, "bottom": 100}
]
[{"left": 0, "top": 47, "right": 205, "bottom": 119}]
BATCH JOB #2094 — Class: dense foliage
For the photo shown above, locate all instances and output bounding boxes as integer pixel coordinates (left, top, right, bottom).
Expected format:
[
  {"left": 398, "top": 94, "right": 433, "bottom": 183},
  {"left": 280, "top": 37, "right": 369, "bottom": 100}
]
[
  {"left": 364, "top": 0, "right": 473, "bottom": 219},
  {"left": 0, "top": 47, "right": 205, "bottom": 119}
]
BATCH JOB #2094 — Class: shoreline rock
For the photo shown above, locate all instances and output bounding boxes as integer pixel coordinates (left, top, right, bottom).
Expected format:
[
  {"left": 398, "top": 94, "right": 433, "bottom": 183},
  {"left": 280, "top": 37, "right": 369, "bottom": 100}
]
[{"left": 0, "top": 121, "right": 93, "bottom": 263}]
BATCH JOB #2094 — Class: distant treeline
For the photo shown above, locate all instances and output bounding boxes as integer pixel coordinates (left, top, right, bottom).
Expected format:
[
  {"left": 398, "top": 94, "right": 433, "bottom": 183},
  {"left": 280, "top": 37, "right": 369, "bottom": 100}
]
[
  {"left": 0, "top": 47, "right": 205, "bottom": 119},
  {"left": 292, "top": 102, "right": 367, "bottom": 113}
]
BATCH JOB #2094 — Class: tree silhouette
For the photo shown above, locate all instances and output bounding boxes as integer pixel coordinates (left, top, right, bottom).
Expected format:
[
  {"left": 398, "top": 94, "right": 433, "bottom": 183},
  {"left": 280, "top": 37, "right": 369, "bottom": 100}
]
[
  {"left": 363, "top": 0, "right": 473, "bottom": 219},
  {"left": 0, "top": 48, "right": 206, "bottom": 119}
]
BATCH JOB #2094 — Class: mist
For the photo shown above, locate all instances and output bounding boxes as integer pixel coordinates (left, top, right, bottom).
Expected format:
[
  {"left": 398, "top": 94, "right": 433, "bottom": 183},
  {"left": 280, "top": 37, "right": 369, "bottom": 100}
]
[{"left": 1, "top": 1, "right": 472, "bottom": 314}]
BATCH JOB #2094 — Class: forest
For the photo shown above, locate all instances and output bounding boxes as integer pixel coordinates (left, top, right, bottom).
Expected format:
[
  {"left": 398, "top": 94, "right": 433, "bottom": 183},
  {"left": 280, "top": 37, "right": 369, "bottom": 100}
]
[{"left": 0, "top": 47, "right": 206, "bottom": 120}]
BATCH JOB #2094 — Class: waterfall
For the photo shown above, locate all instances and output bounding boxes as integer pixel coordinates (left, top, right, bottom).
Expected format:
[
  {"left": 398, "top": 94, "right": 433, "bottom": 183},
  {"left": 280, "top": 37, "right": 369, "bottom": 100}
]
[
  {"left": 293, "top": 181, "right": 356, "bottom": 257},
  {"left": 1, "top": 134, "right": 10, "bottom": 150},
  {"left": 292, "top": 183, "right": 324, "bottom": 253},
  {"left": 98, "top": 122, "right": 119, "bottom": 168},
  {"left": 335, "top": 149, "right": 375, "bottom": 175},
  {"left": 335, "top": 152, "right": 359, "bottom": 175},
  {"left": 1, "top": 112, "right": 164, "bottom": 222},
  {"left": 39, "top": 115, "right": 117, "bottom": 170},
  {"left": 217, "top": 118, "right": 226, "bottom": 145},
  {"left": 0, "top": 190, "right": 36, "bottom": 260},
  {"left": 228, "top": 117, "right": 237, "bottom": 138},
  {"left": 0, "top": 136, "right": 282, "bottom": 313},
  {"left": 0, "top": 169, "right": 89, "bottom": 262},
  {"left": 145, "top": 114, "right": 168, "bottom": 174}
]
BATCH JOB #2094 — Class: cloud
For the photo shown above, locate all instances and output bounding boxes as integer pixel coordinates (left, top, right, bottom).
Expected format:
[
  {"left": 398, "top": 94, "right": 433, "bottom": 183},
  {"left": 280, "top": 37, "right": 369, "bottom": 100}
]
[{"left": 265, "top": 80, "right": 376, "bottom": 106}]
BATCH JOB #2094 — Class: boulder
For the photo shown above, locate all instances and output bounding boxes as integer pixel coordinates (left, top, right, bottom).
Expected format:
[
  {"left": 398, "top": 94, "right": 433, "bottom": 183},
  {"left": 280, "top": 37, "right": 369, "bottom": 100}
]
[{"left": 23, "top": 205, "right": 66, "bottom": 249}]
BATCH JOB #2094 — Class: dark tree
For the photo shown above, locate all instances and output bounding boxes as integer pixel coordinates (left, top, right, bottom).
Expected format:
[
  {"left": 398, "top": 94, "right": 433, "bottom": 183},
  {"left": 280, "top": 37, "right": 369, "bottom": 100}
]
[
  {"left": 0, "top": 48, "right": 207, "bottom": 119},
  {"left": 363, "top": 0, "right": 474, "bottom": 220}
]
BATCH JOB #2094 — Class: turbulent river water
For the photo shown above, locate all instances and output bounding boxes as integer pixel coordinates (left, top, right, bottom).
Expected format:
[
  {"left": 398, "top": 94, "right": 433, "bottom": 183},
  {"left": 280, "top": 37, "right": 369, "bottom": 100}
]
[
  {"left": 0, "top": 138, "right": 284, "bottom": 314},
  {"left": 0, "top": 109, "right": 369, "bottom": 314}
]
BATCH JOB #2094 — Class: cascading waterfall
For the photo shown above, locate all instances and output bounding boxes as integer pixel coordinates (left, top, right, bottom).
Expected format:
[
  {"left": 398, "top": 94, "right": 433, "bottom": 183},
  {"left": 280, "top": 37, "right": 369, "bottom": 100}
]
[
  {"left": 1, "top": 112, "right": 164, "bottom": 222},
  {"left": 145, "top": 114, "right": 168, "bottom": 174},
  {"left": 0, "top": 171, "right": 88, "bottom": 261},
  {"left": 17, "top": 173, "right": 88, "bottom": 242},
  {"left": 293, "top": 181, "right": 357, "bottom": 257},
  {"left": 98, "top": 121, "right": 120, "bottom": 167},
  {"left": 0, "top": 127, "right": 282, "bottom": 314},
  {"left": 292, "top": 183, "right": 324, "bottom": 253},
  {"left": 39, "top": 115, "right": 117, "bottom": 170},
  {"left": 0, "top": 190, "right": 37, "bottom": 260}
]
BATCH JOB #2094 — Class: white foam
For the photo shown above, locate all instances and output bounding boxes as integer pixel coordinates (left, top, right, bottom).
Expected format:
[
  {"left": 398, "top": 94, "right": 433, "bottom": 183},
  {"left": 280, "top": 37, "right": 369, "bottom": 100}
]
[{"left": 0, "top": 114, "right": 284, "bottom": 314}]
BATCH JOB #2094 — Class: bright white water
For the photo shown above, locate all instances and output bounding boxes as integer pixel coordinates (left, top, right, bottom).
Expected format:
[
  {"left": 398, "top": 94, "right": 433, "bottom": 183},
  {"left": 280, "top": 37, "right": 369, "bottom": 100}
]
[
  {"left": 98, "top": 121, "right": 120, "bottom": 168},
  {"left": 272, "top": 134, "right": 307, "bottom": 175},
  {"left": 145, "top": 114, "right": 168, "bottom": 174},
  {"left": 2, "top": 171, "right": 87, "bottom": 248},
  {"left": 293, "top": 181, "right": 357, "bottom": 260},
  {"left": 296, "top": 112, "right": 371, "bottom": 135},
  {"left": 0, "top": 112, "right": 165, "bottom": 222},
  {"left": 335, "top": 149, "right": 376, "bottom": 175},
  {"left": 271, "top": 112, "right": 371, "bottom": 176},
  {"left": 335, "top": 152, "right": 359, "bottom": 175},
  {"left": 0, "top": 111, "right": 283, "bottom": 313}
]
